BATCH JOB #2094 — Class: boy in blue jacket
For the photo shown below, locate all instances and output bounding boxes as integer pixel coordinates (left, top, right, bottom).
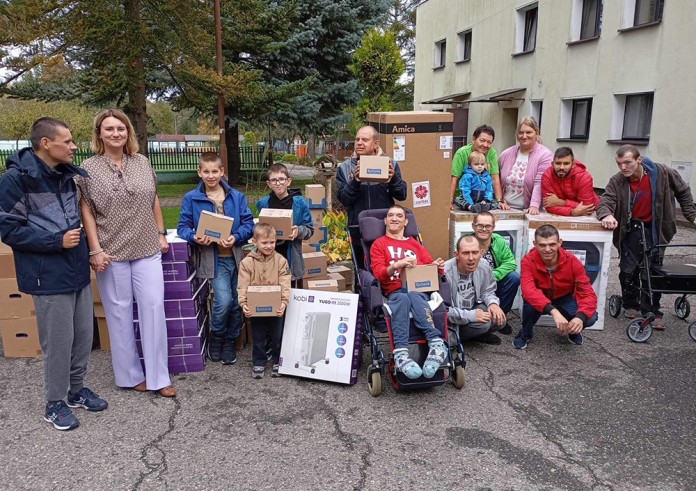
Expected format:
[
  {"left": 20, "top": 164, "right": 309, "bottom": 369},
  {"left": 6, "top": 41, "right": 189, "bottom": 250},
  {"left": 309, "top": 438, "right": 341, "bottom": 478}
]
[
  {"left": 457, "top": 151, "right": 498, "bottom": 212},
  {"left": 0, "top": 117, "right": 107, "bottom": 431},
  {"left": 177, "top": 152, "right": 254, "bottom": 365}
]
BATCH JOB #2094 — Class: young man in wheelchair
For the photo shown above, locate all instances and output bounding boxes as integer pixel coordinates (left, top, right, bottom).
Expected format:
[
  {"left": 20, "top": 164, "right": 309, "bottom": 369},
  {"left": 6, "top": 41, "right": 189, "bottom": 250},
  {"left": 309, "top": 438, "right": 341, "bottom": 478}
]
[{"left": 369, "top": 205, "right": 447, "bottom": 379}]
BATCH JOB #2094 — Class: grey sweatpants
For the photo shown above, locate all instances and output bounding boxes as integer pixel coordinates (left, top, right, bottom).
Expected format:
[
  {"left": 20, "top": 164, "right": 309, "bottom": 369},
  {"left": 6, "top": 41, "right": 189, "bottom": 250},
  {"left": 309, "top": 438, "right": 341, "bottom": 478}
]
[
  {"left": 456, "top": 303, "right": 501, "bottom": 341},
  {"left": 33, "top": 285, "right": 94, "bottom": 403}
]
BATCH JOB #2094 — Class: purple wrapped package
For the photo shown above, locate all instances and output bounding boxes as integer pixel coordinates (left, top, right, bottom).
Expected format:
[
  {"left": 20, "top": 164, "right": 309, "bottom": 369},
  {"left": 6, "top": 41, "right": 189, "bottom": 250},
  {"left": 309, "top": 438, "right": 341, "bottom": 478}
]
[
  {"left": 168, "top": 341, "right": 206, "bottom": 373},
  {"left": 162, "top": 231, "right": 192, "bottom": 262},
  {"left": 163, "top": 272, "right": 203, "bottom": 300},
  {"left": 134, "top": 307, "right": 206, "bottom": 338},
  {"left": 134, "top": 280, "right": 209, "bottom": 320},
  {"left": 162, "top": 260, "right": 196, "bottom": 283}
]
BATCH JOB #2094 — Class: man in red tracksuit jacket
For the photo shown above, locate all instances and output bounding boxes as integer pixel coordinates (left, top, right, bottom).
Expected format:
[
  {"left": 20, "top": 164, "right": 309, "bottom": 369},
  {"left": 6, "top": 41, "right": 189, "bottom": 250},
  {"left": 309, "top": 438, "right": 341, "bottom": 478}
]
[
  {"left": 541, "top": 147, "right": 600, "bottom": 216},
  {"left": 514, "top": 224, "right": 598, "bottom": 349}
]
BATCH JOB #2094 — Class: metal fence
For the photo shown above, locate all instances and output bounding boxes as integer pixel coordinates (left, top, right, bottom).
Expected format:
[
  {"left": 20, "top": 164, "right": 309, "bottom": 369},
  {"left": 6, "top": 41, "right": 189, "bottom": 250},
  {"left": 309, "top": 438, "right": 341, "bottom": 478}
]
[{"left": 0, "top": 145, "right": 267, "bottom": 174}]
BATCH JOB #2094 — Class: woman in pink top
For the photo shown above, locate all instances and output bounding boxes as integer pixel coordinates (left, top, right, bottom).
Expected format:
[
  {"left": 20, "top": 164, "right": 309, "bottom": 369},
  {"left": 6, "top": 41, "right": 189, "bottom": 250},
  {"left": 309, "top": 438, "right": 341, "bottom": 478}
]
[{"left": 498, "top": 117, "right": 553, "bottom": 214}]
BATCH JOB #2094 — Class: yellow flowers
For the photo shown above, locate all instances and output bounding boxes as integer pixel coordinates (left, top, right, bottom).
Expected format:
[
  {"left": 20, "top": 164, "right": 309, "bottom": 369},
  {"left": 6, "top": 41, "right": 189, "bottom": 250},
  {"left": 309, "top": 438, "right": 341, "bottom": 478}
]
[{"left": 320, "top": 210, "right": 352, "bottom": 263}]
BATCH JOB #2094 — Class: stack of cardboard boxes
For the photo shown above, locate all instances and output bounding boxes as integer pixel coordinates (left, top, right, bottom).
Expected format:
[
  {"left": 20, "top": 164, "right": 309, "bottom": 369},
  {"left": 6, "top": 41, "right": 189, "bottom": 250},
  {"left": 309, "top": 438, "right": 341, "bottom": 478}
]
[
  {"left": 0, "top": 242, "right": 42, "bottom": 357},
  {"left": 303, "top": 184, "right": 328, "bottom": 253}
]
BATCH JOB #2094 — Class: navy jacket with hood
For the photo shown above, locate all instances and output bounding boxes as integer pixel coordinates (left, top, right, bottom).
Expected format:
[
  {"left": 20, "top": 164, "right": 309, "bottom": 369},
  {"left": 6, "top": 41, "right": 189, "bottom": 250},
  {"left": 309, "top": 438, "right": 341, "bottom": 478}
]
[{"left": 0, "top": 148, "right": 91, "bottom": 295}]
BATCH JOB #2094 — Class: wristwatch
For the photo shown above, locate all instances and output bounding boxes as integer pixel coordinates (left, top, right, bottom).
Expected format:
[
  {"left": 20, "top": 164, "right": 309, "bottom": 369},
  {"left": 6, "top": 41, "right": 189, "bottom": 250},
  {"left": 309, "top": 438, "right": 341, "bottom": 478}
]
[{"left": 158, "top": 229, "right": 167, "bottom": 236}]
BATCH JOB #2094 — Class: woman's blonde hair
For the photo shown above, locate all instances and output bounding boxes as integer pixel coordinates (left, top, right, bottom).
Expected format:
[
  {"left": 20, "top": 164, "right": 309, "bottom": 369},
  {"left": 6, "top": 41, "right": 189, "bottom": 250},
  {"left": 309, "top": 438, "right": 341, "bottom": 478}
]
[
  {"left": 517, "top": 116, "right": 542, "bottom": 144},
  {"left": 91, "top": 108, "right": 139, "bottom": 155}
]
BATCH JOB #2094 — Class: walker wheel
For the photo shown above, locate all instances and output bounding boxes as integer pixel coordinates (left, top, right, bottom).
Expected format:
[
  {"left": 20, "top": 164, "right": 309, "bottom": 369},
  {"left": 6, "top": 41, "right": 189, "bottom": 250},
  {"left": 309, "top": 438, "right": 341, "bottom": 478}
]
[
  {"left": 609, "top": 295, "right": 622, "bottom": 318},
  {"left": 627, "top": 319, "right": 653, "bottom": 343},
  {"left": 688, "top": 321, "right": 696, "bottom": 342},
  {"left": 367, "top": 368, "right": 382, "bottom": 397},
  {"left": 452, "top": 365, "right": 466, "bottom": 390},
  {"left": 310, "top": 368, "right": 315, "bottom": 374},
  {"left": 674, "top": 297, "right": 690, "bottom": 320}
]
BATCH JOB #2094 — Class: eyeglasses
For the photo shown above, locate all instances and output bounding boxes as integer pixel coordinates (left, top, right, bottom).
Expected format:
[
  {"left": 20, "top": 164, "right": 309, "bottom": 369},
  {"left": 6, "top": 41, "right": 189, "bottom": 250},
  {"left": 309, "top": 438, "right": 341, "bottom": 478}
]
[
  {"left": 268, "top": 178, "right": 288, "bottom": 185},
  {"left": 473, "top": 224, "right": 494, "bottom": 231}
]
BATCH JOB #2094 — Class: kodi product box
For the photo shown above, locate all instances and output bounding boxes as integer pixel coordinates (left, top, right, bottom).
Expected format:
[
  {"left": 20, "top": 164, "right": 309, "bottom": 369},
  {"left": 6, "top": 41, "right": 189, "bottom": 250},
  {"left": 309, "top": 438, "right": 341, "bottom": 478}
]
[
  {"left": 258, "top": 208, "right": 294, "bottom": 239},
  {"left": 302, "top": 252, "right": 328, "bottom": 279},
  {"left": 401, "top": 264, "right": 440, "bottom": 293},
  {"left": 306, "top": 279, "right": 339, "bottom": 292},
  {"left": 279, "top": 289, "right": 360, "bottom": 384},
  {"left": 0, "top": 317, "right": 42, "bottom": 358},
  {"left": 358, "top": 155, "right": 390, "bottom": 182},
  {"left": 195, "top": 211, "right": 234, "bottom": 243},
  {"left": 247, "top": 285, "right": 282, "bottom": 317},
  {"left": 305, "top": 184, "right": 327, "bottom": 209}
]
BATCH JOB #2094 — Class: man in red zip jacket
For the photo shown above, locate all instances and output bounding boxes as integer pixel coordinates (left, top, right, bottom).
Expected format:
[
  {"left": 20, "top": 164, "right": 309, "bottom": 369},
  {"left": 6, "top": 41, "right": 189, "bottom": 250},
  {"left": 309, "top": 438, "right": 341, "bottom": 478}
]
[
  {"left": 515, "top": 224, "right": 598, "bottom": 349},
  {"left": 541, "top": 147, "right": 600, "bottom": 216}
]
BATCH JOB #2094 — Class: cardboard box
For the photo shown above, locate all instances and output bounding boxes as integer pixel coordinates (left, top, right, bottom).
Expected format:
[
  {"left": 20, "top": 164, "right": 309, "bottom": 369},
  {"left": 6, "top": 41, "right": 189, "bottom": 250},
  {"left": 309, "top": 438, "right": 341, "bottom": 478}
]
[
  {"left": 0, "top": 242, "right": 15, "bottom": 279},
  {"left": 91, "top": 278, "right": 101, "bottom": 303},
  {"left": 279, "top": 289, "right": 360, "bottom": 384},
  {"left": 309, "top": 209, "right": 325, "bottom": 228},
  {"left": 307, "top": 226, "right": 328, "bottom": 245},
  {"left": 167, "top": 340, "right": 206, "bottom": 373},
  {"left": 302, "top": 252, "right": 328, "bottom": 279},
  {"left": 302, "top": 242, "right": 319, "bottom": 254},
  {"left": 327, "top": 264, "right": 354, "bottom": 292},
  {"left": 97, "top": 317, "right": 110, "bottom": 351},
  {"left": 0, "top": 278, "right": 35, "bottom": 319},
  {"left": 134, "top": 280, "right": 209, "bottom": 320},
  {"left": 327, "top": 273, "right": 346, "bottom": 291},
  {"left": 358, "top": 155, "right": 390, "bottom": 182},
  {"left": 400, "top": 264, "right": 440, "bottom": 293},
  {"left": 258, "top": 208, "right": 294, "bottom": 239},
  {"left": 195, "top": 211, "right": 234, "bottom": 243},
  {"left": 246, "top": 285, "right": 282, "bottom": 317},
  {"left": 306, "top": 279, "right": 339, "bottom": 292},
  {"left": 296, "top": 275, "right": 329, "bottom": 289},
  {"left": 0, "top": 317, "right": 42, "bottom": 358},
  {"left": 94, "top": 302, "right": 106, "bottom": 318},
  {"left": 305, "top": 184, "right": 327, "bottom": 209},
  {"left": 163, "top": 272, "right": 203, "bottom": 300},
  {"left": 162, "top": 231, "right": 192, "bottom": 262},
  {"left": 162, "top": 259, "right": 196, "bottom": 283}
]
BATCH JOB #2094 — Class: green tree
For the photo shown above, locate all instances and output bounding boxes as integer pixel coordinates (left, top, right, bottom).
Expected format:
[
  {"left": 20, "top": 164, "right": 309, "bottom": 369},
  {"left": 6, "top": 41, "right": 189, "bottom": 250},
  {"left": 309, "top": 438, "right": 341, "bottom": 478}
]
[{"left": 0, "top": 98, "right": 93, "bottom": 146}]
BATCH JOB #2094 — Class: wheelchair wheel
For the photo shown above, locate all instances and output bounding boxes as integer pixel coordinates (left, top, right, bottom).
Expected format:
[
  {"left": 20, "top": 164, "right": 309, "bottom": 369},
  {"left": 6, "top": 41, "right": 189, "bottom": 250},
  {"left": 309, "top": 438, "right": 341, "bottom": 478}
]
[
  {"left": 452, "top": 365, "right": 466, "bottom": 390},
  {"left": 367, "top": 369, "right": 382, "bottom": 397},
  {"left": 674, "top": 297, "right": 690, "bottom": 320},
  {"left": 688, "top": 321, "right": 696, "bottom": 342},
  {"left": 609, "top": 295, "right": 622, "bottom": 318},
  {"left": 626, "top": 319, "right": 653, "bottom": 343}
]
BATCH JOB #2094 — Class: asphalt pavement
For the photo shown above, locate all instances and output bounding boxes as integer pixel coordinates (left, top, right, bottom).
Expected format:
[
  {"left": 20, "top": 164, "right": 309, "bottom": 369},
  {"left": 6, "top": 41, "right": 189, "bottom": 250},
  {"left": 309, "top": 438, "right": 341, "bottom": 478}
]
[{"left": 1, "top": 225, "right": 695, "bottom": 490}]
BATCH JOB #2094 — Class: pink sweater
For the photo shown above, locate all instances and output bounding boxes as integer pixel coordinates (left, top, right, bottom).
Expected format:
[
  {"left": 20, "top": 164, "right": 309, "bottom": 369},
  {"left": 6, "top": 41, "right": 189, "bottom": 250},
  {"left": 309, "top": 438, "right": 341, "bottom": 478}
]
[{"left": 498, "top": 143, "right": 553, "bottom": 209}]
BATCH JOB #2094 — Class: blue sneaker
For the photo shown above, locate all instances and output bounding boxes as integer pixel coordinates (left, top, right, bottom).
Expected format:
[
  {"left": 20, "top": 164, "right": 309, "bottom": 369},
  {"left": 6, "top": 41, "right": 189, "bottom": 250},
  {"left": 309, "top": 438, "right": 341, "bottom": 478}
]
[
  {"left": 568, "top": 333, "right": 584, "bottom": 345},
  {"left": 67, "top": 387, "right": 108, "bottom": 412},
  {"left": 44, "top": 401, "right": 79, "bottom": 431},
  {"left": 513, "top": 335, "right": 528, "bottom": 349}
]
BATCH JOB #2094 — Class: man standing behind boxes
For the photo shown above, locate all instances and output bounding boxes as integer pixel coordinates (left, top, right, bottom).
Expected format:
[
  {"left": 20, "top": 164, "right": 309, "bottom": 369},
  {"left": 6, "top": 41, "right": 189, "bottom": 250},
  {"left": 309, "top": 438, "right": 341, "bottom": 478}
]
[
  {"left": 0, "top": 117, "right": 107, "bottom": 431},
  {"left": 337, "top": 126, "right": 407, "bottom": 269}
]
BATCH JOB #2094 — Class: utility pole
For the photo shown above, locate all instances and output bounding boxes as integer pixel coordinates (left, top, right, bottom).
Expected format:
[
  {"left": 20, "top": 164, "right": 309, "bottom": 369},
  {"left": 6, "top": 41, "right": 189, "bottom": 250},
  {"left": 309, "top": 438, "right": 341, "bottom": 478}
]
[{"left": 214, "top": 0, "right": 228, "bottom": 176}]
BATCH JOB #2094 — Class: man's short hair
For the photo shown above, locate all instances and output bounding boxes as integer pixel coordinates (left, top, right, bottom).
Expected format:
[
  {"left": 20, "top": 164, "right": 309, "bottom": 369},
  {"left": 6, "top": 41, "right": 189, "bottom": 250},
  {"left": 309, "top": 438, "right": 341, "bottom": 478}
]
[
  {"left": 387, "top": 204, "right": 407, "bottom": 215},
  {"left": 554, "top": 147, "right": 574, "bottom": 161},
  {"left": 199, "top": 152, "right": 222, "bottom": 168},
  {"left": 30, "top": 117, "right": 70, "bottom": 150},
  {"left": 534, "top": 224, "right": 560, "bottom": 241},
  {"left": 456, "top": 234, "right": 479, "bottom": 251},
  {"left": 358, "top": 125, "right": 380, "bottom": 141},
  {"left": 473, "top": 211, "right": 496, "bottom": 225},
  {"left": 472, "top": 124, "right": 495, "bottom": 140},
  {"left": 267, "top": 163, "right": 289, "bottom": 178},
  {"left": 254, "top": 222, "right": 276, "bottom": 239},
  {"left": 616, "top": 144, "right": 640, "bottom": 160}
]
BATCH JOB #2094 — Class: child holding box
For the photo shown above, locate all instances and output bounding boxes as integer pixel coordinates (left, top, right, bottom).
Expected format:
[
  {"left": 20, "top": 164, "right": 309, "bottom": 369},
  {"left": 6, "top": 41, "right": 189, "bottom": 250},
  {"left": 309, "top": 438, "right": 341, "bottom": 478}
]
[
  {"left": 256, "top": 163, "right": 313, "bottom": 284},
  {"left": 177, "top": 152, "right": 254, "bottom": 365},
  {"left": 238, "top": 223, "right": 292, "bottom": 378}
]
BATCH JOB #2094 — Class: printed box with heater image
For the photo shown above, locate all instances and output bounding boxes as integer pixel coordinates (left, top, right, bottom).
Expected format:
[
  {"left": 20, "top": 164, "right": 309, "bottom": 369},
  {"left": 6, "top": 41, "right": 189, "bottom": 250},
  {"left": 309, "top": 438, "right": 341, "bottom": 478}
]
[
  {"left": 400, "top": 264, "right": 440, "bottom": 293},
  {"left": 358, "top": 155, "right": 390, "bottom": 182},
  {"left": 195, "top": 211, "right": 234, "bottom": 243},
  {"left": 246, "top": 285, "right": 282, "bottom": 317},
  {"left": 258, "top": 208, "right": 294, "bottom": 238}
]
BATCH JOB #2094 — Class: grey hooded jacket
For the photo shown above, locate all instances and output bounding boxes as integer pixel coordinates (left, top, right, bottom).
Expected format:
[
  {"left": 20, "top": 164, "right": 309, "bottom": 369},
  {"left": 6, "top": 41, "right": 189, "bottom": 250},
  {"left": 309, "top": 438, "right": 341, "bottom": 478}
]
[{"left": 444, "top": 257, "right": 499, "bottom": 325}]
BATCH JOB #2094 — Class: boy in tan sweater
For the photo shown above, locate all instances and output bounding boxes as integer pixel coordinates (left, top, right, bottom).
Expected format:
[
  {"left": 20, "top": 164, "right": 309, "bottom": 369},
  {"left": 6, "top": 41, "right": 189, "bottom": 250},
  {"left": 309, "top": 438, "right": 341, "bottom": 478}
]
[{"left": 238, "top": 223, "right": 292, "bottom": 378}]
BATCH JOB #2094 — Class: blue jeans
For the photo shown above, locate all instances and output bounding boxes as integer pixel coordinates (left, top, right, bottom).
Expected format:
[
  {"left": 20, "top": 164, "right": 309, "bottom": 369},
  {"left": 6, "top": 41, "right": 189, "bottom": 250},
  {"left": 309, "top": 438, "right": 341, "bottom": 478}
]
[
  {"left": 521, "top": 295, "right": 598, "bottom": 341},
  {"left": 210, "top": 257, "right": 242, "bottom": 341},
  {"left": 387, "top": 291, "right": 441, "bottom": 350},
  {"left": 496, "top": 271, "right": 520, "bottom": 314}
]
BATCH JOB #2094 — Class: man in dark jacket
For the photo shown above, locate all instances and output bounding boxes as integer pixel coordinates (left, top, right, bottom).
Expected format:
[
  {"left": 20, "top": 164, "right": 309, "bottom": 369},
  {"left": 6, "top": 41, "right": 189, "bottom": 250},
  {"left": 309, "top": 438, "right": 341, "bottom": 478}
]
[
  {"left": 0, "top": 117, "right": 107, "bottom": 431},
  {"left": 336, "top": 126, "right": 407, "bottom": 269},
  {"left": 516, "top": 225, "right": 598, "bottom": 349},
  {"left": 597, "top": 145, "right": 696, "bottom": 328},
  {"left": 541, "top": 147, "right": 600, "bottom": 216}
]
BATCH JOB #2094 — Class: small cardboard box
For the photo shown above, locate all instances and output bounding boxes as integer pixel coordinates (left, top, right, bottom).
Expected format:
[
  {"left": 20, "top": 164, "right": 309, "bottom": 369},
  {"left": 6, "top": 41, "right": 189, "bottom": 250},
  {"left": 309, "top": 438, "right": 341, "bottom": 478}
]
[
  {"left": 327, "top": 264, "right": 354, "bottom": 292},
  {"left": 359, "top": 155, "right": 390, "bottom": 182},
  {"left": 327, "top": 273, "right": 346, "bottom": 291},
  {"left": 305, "top": 184, "right": 327, "bottom": 209},
  {"left": 258, "top": 208, "right": 294, "bottom": 239},
  {"left": 306, "top": 279, "right": 339, "bottom": 292},
  {"left": 195, "top": 211, "right": 234, "bottom": 243},
  {"left": 247, "top": 285, "right": 282, "bottom": 317},
  {"left": 302, "top": 242, "right": 319, "bottom": 254},
  {"left": 302, "top": 252, "right": 328, "bottom": 279},
  {"left": 0, "top": 317, "right": 42, "bottom": 358},
  {"left": 297, "top": 275, "right": 328, "bottom": 289},
  {"left": 309, "top": 209, "right": 325, "bottom": 228},
  {"left": 400, "top": 264, "right": 440, "bottom": 293},
  {"left": 0, "top": 241, "right": 15, "bottom": 279},
  {"left": 0, "top": 278, "right": 35, "bottom": 319},
  {"left": 308, "top": 226, "right": 328, "bottom": 245},
  {"left": 97, "top": 317, "right": 110, "bottom": 351}
]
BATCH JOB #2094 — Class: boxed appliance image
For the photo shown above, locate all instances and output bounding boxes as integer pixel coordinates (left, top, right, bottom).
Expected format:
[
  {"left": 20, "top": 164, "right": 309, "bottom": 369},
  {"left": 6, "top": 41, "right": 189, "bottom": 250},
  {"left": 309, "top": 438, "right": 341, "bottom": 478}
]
[
  {"left": 358, "top": 155, "right": 390, "bottom": 182},
  {"left": 258, "top": 208, "right": 294, "bottom": 239},
  {"left": 305, "top": 184, "right": 327, "bottom": 209},
  {"left": 279, "top": 289, "right": 360, "bottom": 384},
  {"left": 246, "top": 285, "right": 282, "bottom": 317},
  {"left": 400, "top": 264, "right": 440, "bottom": 293},
  {"left": 195, "top": 210, "right": 234, "bottom": 243}
]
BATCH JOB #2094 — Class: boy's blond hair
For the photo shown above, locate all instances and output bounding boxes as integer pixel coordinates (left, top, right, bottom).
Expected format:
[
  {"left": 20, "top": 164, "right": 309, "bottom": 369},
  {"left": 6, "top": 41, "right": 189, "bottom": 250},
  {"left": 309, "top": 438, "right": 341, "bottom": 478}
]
[
  {"left": 254, "top": 222, "right": 276, "bottom": 240},
  {"left": 199, "top": 152, "right": 223, "bottom": 168},
  {"left": 468, "top": 150, "right": 486, "bottom": 164}
]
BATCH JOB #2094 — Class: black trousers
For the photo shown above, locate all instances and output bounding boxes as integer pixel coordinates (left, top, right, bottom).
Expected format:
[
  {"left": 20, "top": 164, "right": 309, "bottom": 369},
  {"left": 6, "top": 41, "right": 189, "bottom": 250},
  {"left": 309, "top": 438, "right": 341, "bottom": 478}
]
[
  {"left": 619, "top": 221, "right": 663, "bottom": 316},
  {"left": 251, "top": 316, "right": 283, "bottom": 366}
]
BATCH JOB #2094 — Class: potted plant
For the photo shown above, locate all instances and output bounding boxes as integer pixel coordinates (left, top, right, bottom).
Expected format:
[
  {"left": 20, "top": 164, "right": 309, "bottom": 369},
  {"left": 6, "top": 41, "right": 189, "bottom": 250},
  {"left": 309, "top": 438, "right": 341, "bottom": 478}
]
[{"left": 320, "top": 210, "right": 352, "bottom": 265}]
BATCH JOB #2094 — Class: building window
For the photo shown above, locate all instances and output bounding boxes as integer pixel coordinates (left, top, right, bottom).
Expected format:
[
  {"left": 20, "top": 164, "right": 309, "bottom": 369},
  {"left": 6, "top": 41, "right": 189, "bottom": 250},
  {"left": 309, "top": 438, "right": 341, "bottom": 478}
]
[
  {"left": 570, "top": 99, "right": 593, "bottom": 139},
  {"left": 622, "top": 93, "right": 653, "bottom": 140},
  {"left": 456, "top": 29, "right": 472, "bottom": 62},
  {"left": 634, "top": 0, "right": 663, "bottom": 26},
  {"left": 515, "top": 3, "right": 538, "bottom": 54},
  {"left": 531, "top": 100, "right": 543, "bottom": 129},
  {"left": 434, "top": 39, "right": 446, "bottom": 68},
  {"left": 580, "top": 0, "right": 602, "bottom": 39}
]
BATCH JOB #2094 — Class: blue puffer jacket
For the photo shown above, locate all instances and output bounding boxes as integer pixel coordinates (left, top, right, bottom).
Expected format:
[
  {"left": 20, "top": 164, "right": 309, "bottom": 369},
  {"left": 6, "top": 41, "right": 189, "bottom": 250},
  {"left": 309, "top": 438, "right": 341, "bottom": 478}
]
[
  {"left": 0, "top": 148, "right": 90, "bottom": 295},
  {"left": 459, "top": 167, "right": 494, "bottom": 206}
]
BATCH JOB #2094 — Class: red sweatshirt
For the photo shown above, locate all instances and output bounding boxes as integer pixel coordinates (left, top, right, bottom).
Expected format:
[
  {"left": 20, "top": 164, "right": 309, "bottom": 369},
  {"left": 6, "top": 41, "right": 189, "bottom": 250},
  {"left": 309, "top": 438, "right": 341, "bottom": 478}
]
[
  {"left": 521, "top": 247, "right": 597, "bottom": 321},
  {"left": 370, "top": 235, "right": 434, "bottom": 295},
  {"left": 541, "top": 160, "right": 600, "bottom": 216}
]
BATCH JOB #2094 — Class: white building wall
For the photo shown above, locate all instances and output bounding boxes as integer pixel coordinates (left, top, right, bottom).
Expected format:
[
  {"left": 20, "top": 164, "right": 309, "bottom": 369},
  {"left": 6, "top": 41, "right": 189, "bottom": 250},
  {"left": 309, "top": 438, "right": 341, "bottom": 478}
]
[{"left": 414, "top": 0, "right": 696, "bottom": 190}]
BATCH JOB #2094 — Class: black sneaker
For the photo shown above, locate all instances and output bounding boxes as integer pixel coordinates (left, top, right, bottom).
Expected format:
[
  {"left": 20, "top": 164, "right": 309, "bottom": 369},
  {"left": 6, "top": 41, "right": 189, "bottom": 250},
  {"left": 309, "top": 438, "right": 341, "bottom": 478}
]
[
  {"left": 499, "top": 323, "right": 513, "bottom": 335},
  {"left": 44, "top": 401, "right": 79, "bottom": 431},
  {"left": 271, "top": 364, "right": 280, "bottom": 377},
  {"left": 207, "top": 333, "right": 224, "bottom": 362},
  {"left": 67, "top": 387, "right": 108, "bottom": 412},
  {"left": 473, "top": 332, "right": 502, "bottom": 345},
  {"left": 221, "top": 338, "right": 237, "bottom": 365}
]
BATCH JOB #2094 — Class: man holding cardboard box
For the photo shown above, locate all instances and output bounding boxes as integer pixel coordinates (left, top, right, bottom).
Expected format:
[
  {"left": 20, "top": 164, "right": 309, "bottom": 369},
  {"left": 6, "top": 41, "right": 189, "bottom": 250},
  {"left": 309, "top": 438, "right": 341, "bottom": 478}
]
[
  {"left": 370, "top": 206, "right": 446, "bottom": 380},
  {"left": 0, "top": 117, "right": 107, "bottom": 431},
  {"left": 337, "top": 126, "right": 407, "bottom": 269}
]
